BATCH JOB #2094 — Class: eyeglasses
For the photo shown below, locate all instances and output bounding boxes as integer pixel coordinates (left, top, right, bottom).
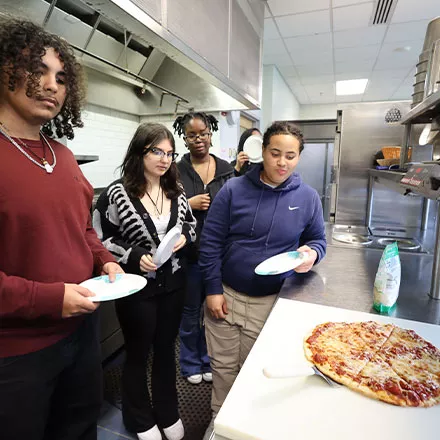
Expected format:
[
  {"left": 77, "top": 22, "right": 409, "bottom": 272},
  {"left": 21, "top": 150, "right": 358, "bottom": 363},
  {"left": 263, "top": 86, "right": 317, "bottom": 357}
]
[
  {"left": 144, "top": 147, "right": 179, "bottom": 162},
  {"left": 184, "top": 132, "right": 211, "bottom": 143}
]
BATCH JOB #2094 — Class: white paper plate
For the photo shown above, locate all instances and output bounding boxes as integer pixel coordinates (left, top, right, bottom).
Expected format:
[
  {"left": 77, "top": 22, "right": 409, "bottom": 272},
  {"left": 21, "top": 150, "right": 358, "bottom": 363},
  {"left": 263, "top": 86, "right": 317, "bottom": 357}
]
[
  {"left": 254, "top": 251, "right": 307, "bottom": 276},
  {"left": 243, "top": 135, "right": 263, "bottom": 163},
  {"left": 80, "top": 274, "right": 147, "bottom": 302},
  {"left": 153, "top": 225, "right": 182, "bottom": 267}
]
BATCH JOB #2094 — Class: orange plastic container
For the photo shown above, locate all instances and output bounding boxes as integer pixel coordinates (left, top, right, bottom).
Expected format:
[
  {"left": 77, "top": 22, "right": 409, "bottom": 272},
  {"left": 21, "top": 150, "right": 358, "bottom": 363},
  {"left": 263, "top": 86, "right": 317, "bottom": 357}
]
[
  {"left": 381, "top": 146, "right": 412, "bottom": 160},
  {"left": 381, "top": 146, "right": 401, "bottom": 159}
]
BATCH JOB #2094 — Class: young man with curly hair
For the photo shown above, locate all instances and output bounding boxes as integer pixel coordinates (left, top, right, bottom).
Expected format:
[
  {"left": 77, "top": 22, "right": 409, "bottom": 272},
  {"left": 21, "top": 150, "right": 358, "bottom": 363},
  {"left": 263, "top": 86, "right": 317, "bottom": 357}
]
[{"left": 0, "top": 17, "right": 123, "bottom": 440}]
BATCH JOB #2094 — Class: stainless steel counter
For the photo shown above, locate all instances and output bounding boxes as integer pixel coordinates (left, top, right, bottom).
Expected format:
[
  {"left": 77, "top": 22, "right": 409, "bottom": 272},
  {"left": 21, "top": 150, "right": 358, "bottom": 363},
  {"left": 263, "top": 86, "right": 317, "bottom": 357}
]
[{"left": 280, "top": 244, "right": 440, "bottom": 325}]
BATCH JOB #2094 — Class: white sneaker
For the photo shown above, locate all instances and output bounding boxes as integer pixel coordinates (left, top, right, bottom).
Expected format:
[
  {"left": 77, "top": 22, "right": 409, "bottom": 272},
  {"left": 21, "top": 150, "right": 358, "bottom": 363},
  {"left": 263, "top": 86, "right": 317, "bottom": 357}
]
[
  {"left": 163, "top": 418, "right": 184, "bottom": 440},
  {"left": 137, "top": 424, "right": 162, "bottom": 440},
  {"left": 187, "top": 374, "right": 202, "bottom": 384},
  {"left": 202, "top": 372, "right": 213, "bottom": 382}
]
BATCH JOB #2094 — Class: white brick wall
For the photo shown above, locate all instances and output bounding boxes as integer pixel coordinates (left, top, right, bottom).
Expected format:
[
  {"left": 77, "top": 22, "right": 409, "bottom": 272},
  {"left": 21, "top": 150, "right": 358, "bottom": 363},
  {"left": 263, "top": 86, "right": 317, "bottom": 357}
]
[
  {"left": 67, "top": 106, "right": 242, "bottom": 188},
  {"left": 67, "top": 104, "right": 139, "bottom": 188}
]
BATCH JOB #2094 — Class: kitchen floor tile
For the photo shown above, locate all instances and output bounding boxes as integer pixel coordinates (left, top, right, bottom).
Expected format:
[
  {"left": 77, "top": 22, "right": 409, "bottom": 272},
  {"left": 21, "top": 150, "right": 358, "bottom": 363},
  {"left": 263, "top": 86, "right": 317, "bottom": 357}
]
[
  {"left": 97, "top": 426, "right": 134, "bottom": 440},
  {"left": 98, "top": 401, "right": 136, "bottom": 439}
]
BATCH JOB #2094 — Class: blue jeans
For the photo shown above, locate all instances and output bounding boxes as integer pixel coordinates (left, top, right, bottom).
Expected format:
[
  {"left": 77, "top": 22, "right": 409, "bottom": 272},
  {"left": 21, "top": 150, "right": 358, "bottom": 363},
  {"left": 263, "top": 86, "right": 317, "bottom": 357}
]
[{"left": 179, "top": 262, "right": 211, "bottom": 377}]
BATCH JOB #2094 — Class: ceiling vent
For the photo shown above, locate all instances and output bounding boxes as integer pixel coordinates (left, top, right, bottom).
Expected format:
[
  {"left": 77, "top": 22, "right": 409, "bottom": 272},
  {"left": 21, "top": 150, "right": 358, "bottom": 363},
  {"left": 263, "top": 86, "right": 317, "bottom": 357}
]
[{"left": 370, "top": 0, "right": 398, "bottom": 26}]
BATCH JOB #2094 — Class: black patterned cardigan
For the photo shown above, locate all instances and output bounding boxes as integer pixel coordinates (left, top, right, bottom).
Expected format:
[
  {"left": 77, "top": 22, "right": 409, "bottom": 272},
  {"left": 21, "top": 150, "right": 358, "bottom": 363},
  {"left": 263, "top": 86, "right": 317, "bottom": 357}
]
[{"left": 93, "top": 179, "right": 197, "bottom": 297}]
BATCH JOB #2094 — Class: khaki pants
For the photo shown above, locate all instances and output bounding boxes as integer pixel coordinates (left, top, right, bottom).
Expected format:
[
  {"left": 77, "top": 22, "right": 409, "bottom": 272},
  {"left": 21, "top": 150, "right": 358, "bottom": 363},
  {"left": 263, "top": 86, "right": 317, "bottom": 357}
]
[{"left": 204, "top": 285, "right": 278, "bottom": 414}]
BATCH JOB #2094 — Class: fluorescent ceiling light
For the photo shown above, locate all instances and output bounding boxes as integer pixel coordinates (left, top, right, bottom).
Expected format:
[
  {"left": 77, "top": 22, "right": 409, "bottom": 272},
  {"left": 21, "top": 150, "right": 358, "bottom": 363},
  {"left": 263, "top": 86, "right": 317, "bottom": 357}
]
[{"left": 336, "top": 79, "right": 368, "bottom": 96}]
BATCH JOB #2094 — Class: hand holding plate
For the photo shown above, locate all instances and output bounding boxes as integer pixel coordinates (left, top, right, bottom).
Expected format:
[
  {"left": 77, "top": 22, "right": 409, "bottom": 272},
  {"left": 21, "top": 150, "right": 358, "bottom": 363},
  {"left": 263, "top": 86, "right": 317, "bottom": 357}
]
[
  {"left": 62, "top": 283, "right": 99, "bottom": 318},
  {"left": 172, "top": 234, "right": 187, "bottom": 253},
  {"left": 101, "top": 261, "right": 124, "bottom": 282},
  {"left": 140, "top": 254, "right": 157, "bottom": 272},
  {"left": 234, "top": 151, "right": 250, "bottom": 172},
  {"left": 293, "top": 246, "right": 317, "bottom": 273}
]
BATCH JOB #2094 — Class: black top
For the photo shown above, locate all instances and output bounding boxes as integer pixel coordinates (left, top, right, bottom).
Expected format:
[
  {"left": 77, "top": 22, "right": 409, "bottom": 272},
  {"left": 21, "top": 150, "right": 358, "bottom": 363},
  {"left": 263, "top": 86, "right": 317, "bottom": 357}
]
[
  {"left": 177, "top": 153, "right": 234, "bottom": 262},
  {"left": 230, "top": 160, "right": 260, "bottom": 177}
]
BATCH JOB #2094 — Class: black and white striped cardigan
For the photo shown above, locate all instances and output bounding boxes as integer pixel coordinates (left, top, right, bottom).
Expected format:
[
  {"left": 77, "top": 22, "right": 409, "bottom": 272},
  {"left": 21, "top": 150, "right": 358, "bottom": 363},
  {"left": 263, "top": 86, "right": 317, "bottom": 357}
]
[{"left": 93, "top": 179, "right": 196, "bottom": 296}]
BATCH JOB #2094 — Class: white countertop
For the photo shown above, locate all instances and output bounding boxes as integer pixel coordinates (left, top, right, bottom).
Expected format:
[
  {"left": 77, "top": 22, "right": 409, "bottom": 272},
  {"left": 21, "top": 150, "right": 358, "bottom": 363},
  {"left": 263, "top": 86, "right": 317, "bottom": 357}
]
[{"left": 214, "top": 299, "right": 440, "bottom": 440}]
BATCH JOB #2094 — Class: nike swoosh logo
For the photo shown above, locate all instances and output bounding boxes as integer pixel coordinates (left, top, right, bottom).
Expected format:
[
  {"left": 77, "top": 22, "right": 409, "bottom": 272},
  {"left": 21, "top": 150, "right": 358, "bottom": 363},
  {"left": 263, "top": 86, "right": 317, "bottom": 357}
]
[{"left": 289, "top": 206, "right": 299, "bottom": 211}]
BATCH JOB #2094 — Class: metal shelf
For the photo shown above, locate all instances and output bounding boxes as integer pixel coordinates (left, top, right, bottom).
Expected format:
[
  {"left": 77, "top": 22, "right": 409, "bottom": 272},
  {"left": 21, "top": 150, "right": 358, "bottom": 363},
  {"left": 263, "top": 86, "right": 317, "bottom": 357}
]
[
  {"left": 368, "top": 169, "right": 408, "bottom": 195},
  {"left": 400, "top": 89, "right": 440, "bottom": 125}
]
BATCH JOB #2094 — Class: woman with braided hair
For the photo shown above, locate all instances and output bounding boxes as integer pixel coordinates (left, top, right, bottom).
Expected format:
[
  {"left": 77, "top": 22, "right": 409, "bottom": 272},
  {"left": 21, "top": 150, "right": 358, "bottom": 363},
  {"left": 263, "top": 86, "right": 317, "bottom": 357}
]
[{"left": 173, "top": 112, "right": 234, "bottom": 385}]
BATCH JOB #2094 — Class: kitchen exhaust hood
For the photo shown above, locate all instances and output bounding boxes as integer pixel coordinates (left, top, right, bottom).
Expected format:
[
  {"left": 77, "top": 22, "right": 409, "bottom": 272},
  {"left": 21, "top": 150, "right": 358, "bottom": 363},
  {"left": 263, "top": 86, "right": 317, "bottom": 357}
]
[{"left": 0, "top": 0, "right": 262, "bottom": 114}]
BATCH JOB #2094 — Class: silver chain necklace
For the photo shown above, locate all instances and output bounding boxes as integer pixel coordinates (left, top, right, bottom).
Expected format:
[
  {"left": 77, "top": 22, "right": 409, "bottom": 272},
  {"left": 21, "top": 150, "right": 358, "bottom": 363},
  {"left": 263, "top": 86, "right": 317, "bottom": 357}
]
[{"left": 0, "top": 124, "right": 56, "bottom": 174}]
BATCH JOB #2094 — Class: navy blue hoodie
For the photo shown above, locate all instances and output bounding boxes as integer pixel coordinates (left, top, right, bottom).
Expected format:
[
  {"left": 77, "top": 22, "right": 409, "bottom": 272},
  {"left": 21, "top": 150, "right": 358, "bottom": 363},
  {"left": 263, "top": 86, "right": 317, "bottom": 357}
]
[{"left": 199, "top": 164, "right": 326, "bottom": 297}]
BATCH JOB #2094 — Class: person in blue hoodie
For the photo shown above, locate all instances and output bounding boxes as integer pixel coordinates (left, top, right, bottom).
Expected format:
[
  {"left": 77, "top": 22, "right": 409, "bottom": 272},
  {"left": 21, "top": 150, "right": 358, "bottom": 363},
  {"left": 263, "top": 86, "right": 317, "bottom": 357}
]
[{"left": 199, "top": 121, "right": 326, "bottom": 417}]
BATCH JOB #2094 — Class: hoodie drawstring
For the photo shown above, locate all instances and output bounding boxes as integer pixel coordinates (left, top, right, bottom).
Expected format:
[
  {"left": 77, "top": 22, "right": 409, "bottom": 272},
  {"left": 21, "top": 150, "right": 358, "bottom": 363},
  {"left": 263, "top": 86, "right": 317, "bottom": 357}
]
[
  {"left": 250, "top": 186, "right": 265, "bottom": 237},
  {"left": 265, "top": 192, "right": 281, "bottom": 248}
]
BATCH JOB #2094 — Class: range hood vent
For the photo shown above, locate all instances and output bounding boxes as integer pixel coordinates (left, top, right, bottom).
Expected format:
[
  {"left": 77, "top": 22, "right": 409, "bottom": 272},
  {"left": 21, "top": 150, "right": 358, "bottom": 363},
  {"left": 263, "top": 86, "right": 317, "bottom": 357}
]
[
  {"left": 43, "top": 0, "right": 153, "bottom": 58},
  {"left": 370, "top": 0, "right": 397, "bottom": 25}
]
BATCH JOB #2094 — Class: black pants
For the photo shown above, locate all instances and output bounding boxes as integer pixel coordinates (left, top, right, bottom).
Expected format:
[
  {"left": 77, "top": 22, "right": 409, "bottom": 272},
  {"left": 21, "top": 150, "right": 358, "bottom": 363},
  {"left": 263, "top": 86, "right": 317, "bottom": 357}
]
[
  {"left": 0, "top": 314, "right": 102, "bottom": 440},
  {"left": 116, "top": 288, "right": 184, "bottom": 433}
]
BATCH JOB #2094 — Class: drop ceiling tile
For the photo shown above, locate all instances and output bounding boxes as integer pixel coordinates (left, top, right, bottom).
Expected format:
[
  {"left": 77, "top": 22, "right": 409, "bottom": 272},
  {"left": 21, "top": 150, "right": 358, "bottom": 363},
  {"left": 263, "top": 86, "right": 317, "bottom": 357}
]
[
  {"left": 263, "top": 39, "right": 288, "bottom": 55},
  {"left": 296, "top": 63, "right": 334, "bottom": 76},
  {"left": 363, "top": 83, "right": 397, "bottom": 100},
  {"left": 335, "top": 95, "right": 364, "bottom": 103},
  {"left": 288, "top": 83, "right": 311, "bottom": 104},
  {"left": 392, "top": 0, "right": 440, "bottom": 23},
  {"left": 332, "top": 3, "right": 375, "bottom": 32},
  {"left": 335, "top": 59, "right": 375, "bottom": 74},
  {"left": 335, "top": 71, "right": 371, "bottom": 80},
  {"left": 267, "top": 0, "right": 330, "bottom": 17},
  {"left": 263, "top": 53, "right": 293, "bottom": 66},
  {"left": 292, "top": 51, "right": 333, "bottom": 66},
  {"left": 277, "top": 65, "right": 299, "bottom": 78},
  {"left": 264, "top": 18, "right": 281, "bottom": 40},
  {"left": 333, "top": 27, "right": 386, "bottom": 48},
  {"left": 363, "top": 81, "right": 401, "bottom": 100},
  {"left": 310, "top": 96, "right": 337, "bottom": 104},
  {"left": 362, "top": 93, "right": 393, "bottom": 102},
  {"left": 334, "top": 45, "right": 381, "bottom": 62},
  {"left": 301, "top": 74, "right": 336, "bottom": 85},
  {"left": 365, "top": 78, "right": 396, "bottom": 90},
  {"left": 391, "top": 83, "right": 413, "bottom": 100},
  {"left": 285, "top": 77, "right": 300, "bottom": 87},
  {"left": 284, "top": 33, "right": 333, "bottom": 53},
  {"left": 276, "top": 10, "right": 331, "bottom": 38},
  {"left": 333, "top": 0, "right": 371, "bottom": 6},
  {"left": 374, "top": 58, "right": 417, "bottom": 70},
  {"left": 303, "top": 83, "right": 336, "bottom": 101},
  {"left": 370, "top": 68, "right": 413, "bottom": 80},
  {"left": 375, "top": 40, "right": 423, "bottom": 69},
  {"left": 265, "top": 5, "right": 271, "bottom": 18},
  {"left": 380, "top": 40, "right": 424, "bottom": 56},
  {"left": 385, "top": 20, "right": 431, "bottom": 44}
]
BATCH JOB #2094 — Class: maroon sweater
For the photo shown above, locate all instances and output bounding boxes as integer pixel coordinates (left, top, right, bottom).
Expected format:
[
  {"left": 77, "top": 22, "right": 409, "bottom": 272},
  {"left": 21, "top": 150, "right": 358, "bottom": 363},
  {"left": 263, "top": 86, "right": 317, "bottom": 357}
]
[{"left": 0, "top": 135, "right": 115, "bottom": 357}]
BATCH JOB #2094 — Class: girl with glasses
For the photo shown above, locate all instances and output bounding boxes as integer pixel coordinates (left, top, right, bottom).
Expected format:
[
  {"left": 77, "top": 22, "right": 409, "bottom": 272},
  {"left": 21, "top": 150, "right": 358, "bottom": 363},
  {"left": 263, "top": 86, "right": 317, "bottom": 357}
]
[
  {"left": 172, "top": 112, "right": 234, "bottom": 386},
  {"left": 93, "top": 123, "right": 196, "bottom": 440}
]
